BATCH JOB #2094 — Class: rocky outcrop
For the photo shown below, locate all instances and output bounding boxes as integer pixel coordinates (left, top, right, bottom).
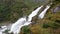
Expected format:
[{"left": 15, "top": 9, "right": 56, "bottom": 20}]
[{"left": 51, "top": 6, "right": 60, "bottom": 13}]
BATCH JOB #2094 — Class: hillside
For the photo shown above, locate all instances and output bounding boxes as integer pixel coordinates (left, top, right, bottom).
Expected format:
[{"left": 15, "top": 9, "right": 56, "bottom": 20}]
[
  {"left": 0, "top": 0, "right": 42, "bottom": 23},
  {"left": 0, "top": 0, "right": 60, "bottom": 34},
  {"left": 20, "top": 0, "right": 60, "bottom": 34},
  {"left": 20, "top": 6, "right": 60, "bottom": 34}
]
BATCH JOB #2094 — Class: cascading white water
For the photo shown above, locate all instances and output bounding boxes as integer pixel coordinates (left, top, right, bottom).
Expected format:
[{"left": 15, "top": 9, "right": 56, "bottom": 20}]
[
  {"left": 0, "top": 26, "right": 7, "bottom": 34},
  {"left": 28, "top": 5, "right": 43, "bottom": 21},
  {"left": 0, "top": 32, "right": 2, "bottom": 34},
  {"left": 9, "top": 17, "right": 26, "bottom": 34},
  {"left": 0, "top": 5, "right": 51, "bottom": 34},
  {"left": 38, "top": 5, "right": 50, "bottom": 19},
  {"left": 9, "top": 5, "right": 43, "bottom": 34}
]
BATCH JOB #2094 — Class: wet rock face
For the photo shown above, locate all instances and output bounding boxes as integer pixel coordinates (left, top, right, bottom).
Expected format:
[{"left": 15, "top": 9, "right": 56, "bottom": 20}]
[{"left": 51, "top": 6, "right": 60, "bottom": 13}]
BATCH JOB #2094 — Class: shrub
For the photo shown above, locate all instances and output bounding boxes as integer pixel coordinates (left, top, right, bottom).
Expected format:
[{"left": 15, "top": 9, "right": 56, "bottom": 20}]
[
  {"left": 48, "top": 23, "right": 59, "bottom": 29},
  {"left": 43, "top": 22, "right": 60, "bottom": 29},
  {"left": 22, "top": 26, "right": 31, "bottom": 34},
  {"left": 43, "top": 23, "right": 50, "bottom": 28}
]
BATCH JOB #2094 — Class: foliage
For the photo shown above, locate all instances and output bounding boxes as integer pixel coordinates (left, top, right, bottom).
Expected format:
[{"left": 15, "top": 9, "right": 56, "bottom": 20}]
[
  {"left": 0, "top": 0, "right": 27, "bottom": 22},
  {"left": 43, "top": 22, "right": 60, "bottom": 29},
  {"left": 43, "top": 23, "right": 50, "bottom": 28},
  {"left": 21, "top": 26, "right": 31, "bottom": 34},
  {"left": 0, "top": 0, "right": 41, "bottom": 22}
]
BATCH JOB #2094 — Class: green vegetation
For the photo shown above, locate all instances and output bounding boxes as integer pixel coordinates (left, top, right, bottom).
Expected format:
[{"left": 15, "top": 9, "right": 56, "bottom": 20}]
[
  {"left": 43, "top": 22, "right": 60, "bottom": 29},
  {"left": 21, "top": 26, "right": 31, "bottom": 34},
  {"left": 0, "top": 0, "right": 60, "bottom": 34},
  {"left": 0, "top": 0, "right": 41, "bottom": 23},
  {"left": 29, "top": 11, "right": 60, "bottom": 34},
  {"left": 43, "top": 23, "right": 50, "bottom": 28},
  {"left": 24, "top": 0, "right": 60, "bottom": 34}
]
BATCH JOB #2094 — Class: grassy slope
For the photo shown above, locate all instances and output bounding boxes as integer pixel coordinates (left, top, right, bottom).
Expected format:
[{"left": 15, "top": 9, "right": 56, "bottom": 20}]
[
  {"left": 29, "top": 10, "right": 60, "bottom": 34},
  {"left": 0, "top": 0, "right": 60, "bottom": 34},
  {"left": 21, "top": 2, "right": 60, "bottom": 34},
  {"left": 0, "top": 0, "right": 41, "bottom": 23}
]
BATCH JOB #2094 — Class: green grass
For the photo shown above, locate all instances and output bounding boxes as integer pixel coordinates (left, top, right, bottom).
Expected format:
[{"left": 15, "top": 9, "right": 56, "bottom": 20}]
[{"left": 0, "top": 0, "right": 41, "bottom": 23}]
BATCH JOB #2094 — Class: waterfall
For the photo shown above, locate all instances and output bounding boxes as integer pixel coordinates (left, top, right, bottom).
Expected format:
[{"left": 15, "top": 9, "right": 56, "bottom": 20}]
[
  {"left": 28, "top": 5, "right": 43, "bottom": 21},
  {"left": 0, "top": 26, "right": 7, "bottom": 34},
  {"left": 9, "top": 17, "right": 26, "bottom": 34},
  {"left": 9, "top": 5, "right": 43, "bottom": 34},
  {"left": 0, "top": 32, "right": 2, "bottom": 34},
  {"left": 0, "top": 5, "right": 51, "bottom": 34},
  {"left": 38, "top": 5, "right": 50, "bottom": 19}
]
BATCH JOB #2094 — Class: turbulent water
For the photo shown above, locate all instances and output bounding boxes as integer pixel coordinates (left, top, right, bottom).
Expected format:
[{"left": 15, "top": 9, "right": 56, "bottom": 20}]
[
  {"left": 0, "top": 26, "right": 7, "bottom": 34},
  {"left": 9, "top": 17, "right": 26, "bottom": 34},
  {"left": 0, "top": 5, "right": 51, "bottom": 34},
  {"left": 0, "top": 24, "right": 12, "bottom": 34}
]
